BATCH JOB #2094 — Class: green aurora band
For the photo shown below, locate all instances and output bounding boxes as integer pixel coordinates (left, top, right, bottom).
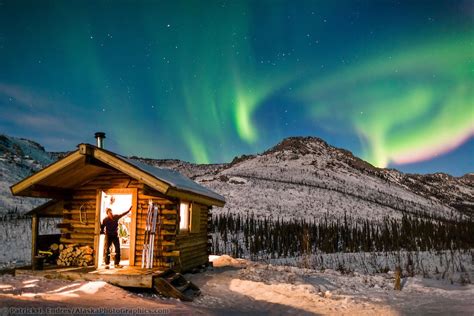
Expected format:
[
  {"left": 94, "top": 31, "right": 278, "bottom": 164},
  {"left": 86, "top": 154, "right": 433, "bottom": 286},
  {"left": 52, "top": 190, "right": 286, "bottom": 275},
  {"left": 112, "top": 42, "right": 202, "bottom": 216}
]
[
  {"left": 109, "top": 26, "right": 472, "bottom": 167},
  {"left": 112, "top": 2, "right": 287, "bottom": 163},
  {"left": 295, "top": 33, "right": 474, "bottom": 167}
]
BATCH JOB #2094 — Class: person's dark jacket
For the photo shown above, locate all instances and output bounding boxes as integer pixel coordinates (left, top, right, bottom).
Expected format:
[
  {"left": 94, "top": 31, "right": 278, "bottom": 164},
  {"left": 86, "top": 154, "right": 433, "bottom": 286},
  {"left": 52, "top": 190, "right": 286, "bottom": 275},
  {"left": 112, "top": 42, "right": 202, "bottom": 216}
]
[{"left": 100, "top": 209, "right": 130, "bottom": 237}]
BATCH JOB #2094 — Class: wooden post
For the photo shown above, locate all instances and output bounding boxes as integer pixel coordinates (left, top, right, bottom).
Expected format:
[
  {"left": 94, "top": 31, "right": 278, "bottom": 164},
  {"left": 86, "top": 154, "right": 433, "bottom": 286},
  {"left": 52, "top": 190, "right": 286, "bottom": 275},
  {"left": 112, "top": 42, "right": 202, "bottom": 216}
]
[
  {"left": 94, "top": 190, "right": 102, "bottom": 269},
  {"left": 129, "top": 191, "right": 137, "bottom": 266},
  {"left": 394, "top": 266, "right": 402, "bottom": 291},
  {"left": 31, "top": 214, "right": 39, "bottom": 266}
]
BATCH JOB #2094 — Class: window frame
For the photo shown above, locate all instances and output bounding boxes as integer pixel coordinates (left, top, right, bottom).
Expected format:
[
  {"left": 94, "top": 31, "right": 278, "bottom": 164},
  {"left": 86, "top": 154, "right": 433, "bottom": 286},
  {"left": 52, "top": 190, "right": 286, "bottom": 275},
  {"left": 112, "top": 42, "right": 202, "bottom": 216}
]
[{"left": 179, "top": 200, "right": 191, "bottom": 233}]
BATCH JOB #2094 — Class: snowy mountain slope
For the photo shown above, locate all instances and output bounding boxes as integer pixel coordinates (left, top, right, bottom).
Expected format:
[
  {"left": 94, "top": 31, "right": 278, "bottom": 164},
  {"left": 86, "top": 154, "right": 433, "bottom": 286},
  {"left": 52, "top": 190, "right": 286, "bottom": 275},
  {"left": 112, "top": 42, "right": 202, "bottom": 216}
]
[
  {"left": 0, "top": 135, "right": 53, "bottom": 214},
  {"left": 399, "top": 172, "right": 474, "bottom": 217},
  {"left": 199, "top": 137, "right": 473, "bottom": 222}
]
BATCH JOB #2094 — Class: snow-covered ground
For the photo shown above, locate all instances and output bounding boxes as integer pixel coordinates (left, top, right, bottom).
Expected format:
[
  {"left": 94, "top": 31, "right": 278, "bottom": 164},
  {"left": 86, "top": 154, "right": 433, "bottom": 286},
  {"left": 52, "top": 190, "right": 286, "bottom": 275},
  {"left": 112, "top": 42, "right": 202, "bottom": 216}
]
[
  {"left": 0, "top": 217, "right": 60, "bottom": 269},
  {"left": 0, "top": 274, "right": 192, "bottom": 315},
  {"left": 2, "top": 255, "right": 471, "bottom": 315},
  {"left": 186, "top": 255, "right": 474, "bottom": 315}
]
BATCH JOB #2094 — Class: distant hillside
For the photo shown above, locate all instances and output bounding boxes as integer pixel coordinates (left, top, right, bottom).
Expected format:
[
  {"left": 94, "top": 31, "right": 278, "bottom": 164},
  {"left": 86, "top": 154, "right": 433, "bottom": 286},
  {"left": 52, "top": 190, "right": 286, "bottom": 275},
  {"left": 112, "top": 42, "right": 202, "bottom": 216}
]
[
  {"left": 198, "top": 137, "right": 473, "bottom": 222},
  {"left": 0, "top": 135, "right": 53, "bottom": 214},
  {"left": 0, "top": 134, "right": 472, "bottom": 221}
]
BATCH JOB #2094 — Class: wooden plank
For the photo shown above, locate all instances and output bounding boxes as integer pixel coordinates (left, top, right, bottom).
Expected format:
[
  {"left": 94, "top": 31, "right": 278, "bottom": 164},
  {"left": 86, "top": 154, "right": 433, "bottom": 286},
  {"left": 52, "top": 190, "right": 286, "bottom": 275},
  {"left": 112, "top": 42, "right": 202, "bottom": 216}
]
[
  {"left": 179, "top": 250, "right": 208, "bottom": 259},
  {"left": 60, "top": 237, "right": 94, "bottom": 245},
  {"left": 62, "top": 219, "right": 96, "bottom": 225},
  {"left": 179, "top": 238, "right": 207, "bottom": 247},
  {"left": 152, "top": 274, "right": 199, "bottom": 301},
  {"left": 161, "top": 241, "right": 175, "bottom": 246},
  {"left": 69, "top": 233, "right": 94, "bottom": 240},
  {"left": 15, "top": 267, "right": 155, "bottom": 288},
  {"left": 179, "top": 254, "right": 208, "bottom": 263},
  {"left": 70, "top": 191, "right": 99, "bottom": 198},
  {"left": 142, "top": 186, "right": 176, "bottom": 201},
  {"left": 161, "top": 210, "right": 177, "bottom": 215},
  {"left": 180, "top": 251, "right": 208, "bottom": 264},
  {"left": 60, "top": 227, "right": 94, "bottom": 234},
  {"left": 91, "top": 272, "right": 152, "bottom": 288},
  {"left": 134, "top": 240, "right": 174, "bottom": 248},
  {"left": 176, "top": 236, "right": 208, "bottom": 247},
  {"left": 31, "top": 215, "right": 38, "bottom": 264},
  {"left": 63, "top": 210, "right": 96, "bottom": 215},
  {"left": 91, "top": 147, "right": 170, "bottom": 194},
  {"left": 26, "top": 200, "right": 64, "bottom": 217},
  {"left": 162, "top": 219, "right": 176, "bottom": 225},
  {"left": 161, "top": 251, "right": 180, "bottom": 257},
  {"left": 136, "top": 230, "right": 176, "bottom": 236},
  {"left": 11, "top": 151, "right": 83, "bottom": 196},
  {"left": 135, "top": 245, "right": 175, "bottom": 252},
  {"left": 177, "top": 246, "right": 208, "bottom": 254},
  {"left": 79, "top": 179, "right": 143, "bottom": 190},
  {"left": 135, "top": 244, "right": 174, "bottom": 251},
  {"left": 130, "top": 189, "right": 138, "bottom": 266},
  {"left": 136, "top": 224, "right": 176, "bottom": 230},
  {"left": 28, "top": 185, "right": 73, "bottom": 199},
  {"left": 94, "top": 189, "right": 101, "bottom": 268},
  {"left": 61, "top": 223, "right": 94, "bottom": 229},
  {"left": 190, "top": 204, "right": 200, "bottom": 234}
]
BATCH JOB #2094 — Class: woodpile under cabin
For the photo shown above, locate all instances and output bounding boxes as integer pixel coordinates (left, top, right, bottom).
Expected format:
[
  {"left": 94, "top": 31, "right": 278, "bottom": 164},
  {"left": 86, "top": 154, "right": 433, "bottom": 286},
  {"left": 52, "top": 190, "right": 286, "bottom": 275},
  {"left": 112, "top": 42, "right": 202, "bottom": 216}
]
[{"left": 10, "top": 133, "right": 225, "bottom": 281}]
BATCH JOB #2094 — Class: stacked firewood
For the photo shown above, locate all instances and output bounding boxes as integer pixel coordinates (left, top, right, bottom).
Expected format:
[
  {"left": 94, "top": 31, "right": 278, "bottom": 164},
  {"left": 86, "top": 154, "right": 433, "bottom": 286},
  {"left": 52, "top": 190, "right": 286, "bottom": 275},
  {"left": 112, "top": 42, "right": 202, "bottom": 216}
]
[{"left": 56, "top": 244, "right": 94, "bottom": 267}]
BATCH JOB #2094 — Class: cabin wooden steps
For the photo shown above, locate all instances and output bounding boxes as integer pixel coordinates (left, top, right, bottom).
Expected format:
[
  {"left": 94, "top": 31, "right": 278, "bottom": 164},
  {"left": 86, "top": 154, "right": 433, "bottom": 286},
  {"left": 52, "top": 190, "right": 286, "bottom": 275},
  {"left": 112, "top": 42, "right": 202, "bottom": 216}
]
[{"left": 152, "top": 269, "right": 200, "bottom": 301}]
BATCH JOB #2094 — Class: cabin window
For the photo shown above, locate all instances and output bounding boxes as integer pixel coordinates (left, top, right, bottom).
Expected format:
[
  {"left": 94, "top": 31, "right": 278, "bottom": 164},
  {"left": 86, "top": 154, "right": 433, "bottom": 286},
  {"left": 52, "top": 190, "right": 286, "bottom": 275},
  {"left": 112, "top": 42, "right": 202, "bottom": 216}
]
[
  {"left": 179, "top": 201, "right": 190, "bottom": 232},
  {"left": 179, "top": 201, "right": 200, "bottom": 233}
]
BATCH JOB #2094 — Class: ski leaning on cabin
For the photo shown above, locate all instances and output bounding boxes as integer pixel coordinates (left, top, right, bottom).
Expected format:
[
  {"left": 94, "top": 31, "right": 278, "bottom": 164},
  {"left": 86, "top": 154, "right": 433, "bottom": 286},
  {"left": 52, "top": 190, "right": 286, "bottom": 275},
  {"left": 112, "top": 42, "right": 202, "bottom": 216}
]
[{"left": 142, "top": 200, "right": 160, "bottom": 269}]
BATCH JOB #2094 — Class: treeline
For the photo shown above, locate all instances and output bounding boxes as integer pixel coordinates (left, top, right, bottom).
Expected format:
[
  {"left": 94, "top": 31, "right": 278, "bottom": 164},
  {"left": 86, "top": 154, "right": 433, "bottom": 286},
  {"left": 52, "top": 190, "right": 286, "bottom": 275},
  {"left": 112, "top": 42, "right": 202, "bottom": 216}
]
[
  {"left": 0, "top": 213, "right": 28, "bottom": 222},
  {"left": 210, "top": 212, "right": 474, "bottom": 260}
]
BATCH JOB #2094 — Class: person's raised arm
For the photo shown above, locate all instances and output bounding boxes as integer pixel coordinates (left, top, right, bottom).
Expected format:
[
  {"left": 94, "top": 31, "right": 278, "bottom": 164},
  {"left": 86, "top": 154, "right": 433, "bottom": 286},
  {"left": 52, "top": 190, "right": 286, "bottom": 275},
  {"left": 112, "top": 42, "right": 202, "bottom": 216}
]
[{"left": 118, "top": 205, "right": 132, "bottom": 219}]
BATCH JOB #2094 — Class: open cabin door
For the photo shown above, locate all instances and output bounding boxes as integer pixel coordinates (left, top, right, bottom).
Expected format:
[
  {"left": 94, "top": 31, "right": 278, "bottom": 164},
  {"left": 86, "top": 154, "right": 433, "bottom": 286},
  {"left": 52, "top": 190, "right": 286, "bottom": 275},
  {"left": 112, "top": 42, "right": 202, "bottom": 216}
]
[{"left": 94, "top": 188, "right": 137, "bottom": 268}]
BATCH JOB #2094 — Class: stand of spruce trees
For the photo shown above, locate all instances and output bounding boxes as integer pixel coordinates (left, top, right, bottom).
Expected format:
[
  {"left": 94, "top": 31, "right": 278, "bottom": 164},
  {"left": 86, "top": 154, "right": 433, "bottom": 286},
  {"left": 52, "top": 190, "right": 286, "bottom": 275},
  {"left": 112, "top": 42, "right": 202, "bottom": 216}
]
[{"left": 210, "top": 212, "right": 474, "bottom": 260}]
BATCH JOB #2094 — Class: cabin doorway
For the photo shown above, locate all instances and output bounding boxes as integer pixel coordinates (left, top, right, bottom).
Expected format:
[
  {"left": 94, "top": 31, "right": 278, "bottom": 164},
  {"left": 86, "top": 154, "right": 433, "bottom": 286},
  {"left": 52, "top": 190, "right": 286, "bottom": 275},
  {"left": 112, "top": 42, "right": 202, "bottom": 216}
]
[{"left": 97, "top": 189, "right": 137, "bottom": 269}]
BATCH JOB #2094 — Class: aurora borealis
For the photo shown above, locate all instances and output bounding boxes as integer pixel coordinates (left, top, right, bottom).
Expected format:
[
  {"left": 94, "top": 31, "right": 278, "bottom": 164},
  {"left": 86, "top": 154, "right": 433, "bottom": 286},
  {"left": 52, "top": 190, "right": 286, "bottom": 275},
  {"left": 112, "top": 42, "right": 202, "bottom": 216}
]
[{"left": 0, "top": 1, "right": 472, "bottom": 175}]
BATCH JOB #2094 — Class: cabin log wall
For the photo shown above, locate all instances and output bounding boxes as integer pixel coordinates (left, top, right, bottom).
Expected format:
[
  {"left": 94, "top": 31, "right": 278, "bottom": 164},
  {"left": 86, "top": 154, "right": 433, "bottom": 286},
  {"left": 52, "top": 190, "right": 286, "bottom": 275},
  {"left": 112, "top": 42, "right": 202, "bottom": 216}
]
[
  {"left": 57, "top": 169, "right": 212, "bottom": 272},
  {"left": 133, "top": 195, "right": 177, "bottom": 268},
  {"left": 175, "top": 203, "right": 210, "bottom": 272},
  {"left": 59, "top": 170, "right": 144, "bottom": 247}
]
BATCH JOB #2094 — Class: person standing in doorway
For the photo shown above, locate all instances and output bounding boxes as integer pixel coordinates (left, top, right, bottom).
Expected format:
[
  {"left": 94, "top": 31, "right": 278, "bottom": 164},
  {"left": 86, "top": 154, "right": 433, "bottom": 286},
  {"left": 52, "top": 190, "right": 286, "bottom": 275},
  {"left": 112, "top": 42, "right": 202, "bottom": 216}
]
[{"left": 100, "top": 206, "right": 132, "bottom": 269}]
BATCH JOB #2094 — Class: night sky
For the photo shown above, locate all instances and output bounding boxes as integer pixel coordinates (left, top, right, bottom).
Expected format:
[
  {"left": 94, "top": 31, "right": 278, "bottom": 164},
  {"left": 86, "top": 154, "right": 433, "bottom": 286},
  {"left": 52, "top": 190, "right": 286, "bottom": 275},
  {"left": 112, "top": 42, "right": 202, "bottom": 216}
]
[{"left": 0, "top": 1, "right": 472, "bottom": 176}]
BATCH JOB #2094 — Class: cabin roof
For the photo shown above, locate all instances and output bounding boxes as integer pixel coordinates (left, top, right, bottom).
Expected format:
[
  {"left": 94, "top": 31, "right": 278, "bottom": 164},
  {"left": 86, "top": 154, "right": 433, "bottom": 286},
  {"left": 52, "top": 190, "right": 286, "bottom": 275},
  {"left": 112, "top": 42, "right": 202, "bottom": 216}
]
[
  {"left": 121, "top": 156, "right": 224, "bottom": 203},
  {"left": 25, "top": 200, "right": 63, "bottom": 217},
  {"left": 10, "top": 143, "right": 225, "bottom": 207}
]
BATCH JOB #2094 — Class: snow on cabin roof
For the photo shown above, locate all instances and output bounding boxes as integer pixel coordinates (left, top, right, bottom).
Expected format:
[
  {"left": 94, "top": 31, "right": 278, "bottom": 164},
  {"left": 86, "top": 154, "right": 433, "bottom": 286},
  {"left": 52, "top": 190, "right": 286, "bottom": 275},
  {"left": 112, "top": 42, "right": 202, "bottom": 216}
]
[{"left": 121, "top": 156, "right": 226, "bottom": 204}]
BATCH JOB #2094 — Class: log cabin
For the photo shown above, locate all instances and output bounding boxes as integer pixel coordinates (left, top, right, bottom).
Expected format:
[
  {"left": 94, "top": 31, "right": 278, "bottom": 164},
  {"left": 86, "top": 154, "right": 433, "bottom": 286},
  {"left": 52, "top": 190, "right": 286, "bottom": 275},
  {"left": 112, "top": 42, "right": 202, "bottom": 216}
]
[{"left": 10, "top": 134, "right": 225, "bottom": 279}]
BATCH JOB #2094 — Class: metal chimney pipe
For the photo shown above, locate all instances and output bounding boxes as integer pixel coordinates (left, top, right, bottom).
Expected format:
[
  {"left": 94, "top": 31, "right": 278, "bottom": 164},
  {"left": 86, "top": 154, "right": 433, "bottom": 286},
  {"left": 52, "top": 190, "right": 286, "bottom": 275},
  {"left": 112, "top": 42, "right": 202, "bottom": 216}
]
[{"left": 94, "top": 132, "right": 106, "bottom": 148}]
